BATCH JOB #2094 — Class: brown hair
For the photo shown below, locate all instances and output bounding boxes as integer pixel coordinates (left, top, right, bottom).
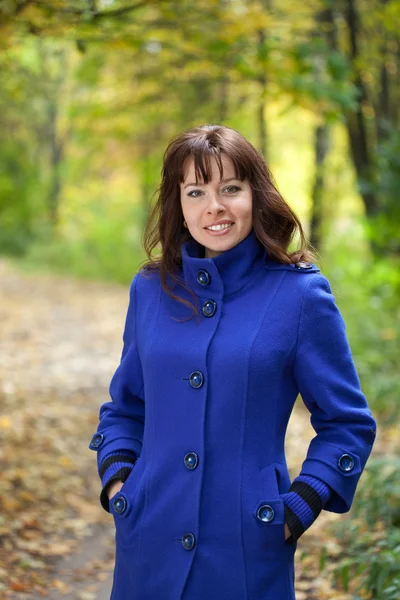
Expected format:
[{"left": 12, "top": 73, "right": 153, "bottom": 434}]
[{"left": 140, "top": 124, "right": 317, "bottom": 319}]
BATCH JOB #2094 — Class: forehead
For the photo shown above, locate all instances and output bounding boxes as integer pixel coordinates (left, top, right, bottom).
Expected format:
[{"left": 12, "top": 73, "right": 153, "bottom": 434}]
[{"left": 181, "top": 153, "right": 242, "bottom": 185}]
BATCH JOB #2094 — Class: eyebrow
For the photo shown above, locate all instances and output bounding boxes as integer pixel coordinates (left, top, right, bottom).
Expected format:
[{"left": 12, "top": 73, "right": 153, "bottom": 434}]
[{"left": 183, "top": 177, "right": 240, "bottom": 189}]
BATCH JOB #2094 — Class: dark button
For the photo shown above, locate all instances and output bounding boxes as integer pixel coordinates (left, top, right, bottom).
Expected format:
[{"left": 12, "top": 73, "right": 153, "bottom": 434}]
[
  {"left": 197, "top": 270, "right": 211, "bottom": 286},
  {"left": 112, "top": 495, "right": 127, "bottom": 514},
  {"left": 295, "top": 261, "right": 313, "bottom": 269},
  {"left": 182, "top": 532, "right": 196, "bottom": 550},
  {"left": 202, "top": 300, "right": 217, "bottom": 318},
  {"left": 90, "top": 432, "right": 104, "bottom": 449},
  {"left": 184, "top": 452, "right": 199, "bottom": 470},
  {"left": 189, "top": 371, "right": 204, "bottom": 389},
  {"left": 338, "top": 453, "right": 354, "bottom": 472},
  {"left": 256, "top": 504, "right": 275, "bottom": 523}
]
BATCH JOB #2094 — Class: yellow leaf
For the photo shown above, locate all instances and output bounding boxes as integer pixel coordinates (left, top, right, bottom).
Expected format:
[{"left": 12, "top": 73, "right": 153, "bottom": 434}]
[
  {"left": 0, "top": 416, "right": 12, "bottom": 429},
  {"left": 58, "top": 455, "right": 73, "bottom": 467}
]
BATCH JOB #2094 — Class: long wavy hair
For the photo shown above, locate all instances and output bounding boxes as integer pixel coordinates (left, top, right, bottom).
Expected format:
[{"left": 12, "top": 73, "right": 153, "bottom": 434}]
[{"left": 140, "top": 124, "right": 317, "bottom": 319}]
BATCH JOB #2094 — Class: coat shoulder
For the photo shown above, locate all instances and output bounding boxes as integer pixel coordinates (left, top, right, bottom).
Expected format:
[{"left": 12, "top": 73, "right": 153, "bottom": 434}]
[
  {"left": 134, "top": 266, "right": 161, "bottom": 297},
  {"left": 264, "top": 259, "right": 320, "bottom": 274}
]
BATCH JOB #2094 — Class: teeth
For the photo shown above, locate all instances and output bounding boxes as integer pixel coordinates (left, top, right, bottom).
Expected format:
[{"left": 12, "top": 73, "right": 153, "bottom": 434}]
[{"left": 206, "top": 223, "right": 233, "bottom": 231}]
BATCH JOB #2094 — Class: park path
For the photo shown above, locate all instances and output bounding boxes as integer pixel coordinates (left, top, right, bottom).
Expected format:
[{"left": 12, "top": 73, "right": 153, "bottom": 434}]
[{"left": 0, "top": 258, "right": 349, "bottom": 599}]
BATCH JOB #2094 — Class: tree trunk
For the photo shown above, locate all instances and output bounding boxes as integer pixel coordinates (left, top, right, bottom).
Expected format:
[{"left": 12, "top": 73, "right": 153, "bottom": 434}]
[
  {"left": 309, "top": 6, "right": 332, "bottom": 251},
  {"left": 218, "top": 74, "right": 229, "bottom": 124},
  {"left": 310, "top": 124, "right": 330, "bottom": 251},
  {"left": 256, "top": 0, "right": 272, "bottom": 160},
  {"left": 343, "top": 0, "right": 378, "bottom": 219},
  {"left": 47, "top": 102, "right": 63, "bottom": 227}
]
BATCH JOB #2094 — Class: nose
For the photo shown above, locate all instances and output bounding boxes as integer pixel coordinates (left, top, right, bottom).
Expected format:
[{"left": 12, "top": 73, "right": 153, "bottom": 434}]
[{"left": 206, "top": 191, "right": 225, "bottom": 214}]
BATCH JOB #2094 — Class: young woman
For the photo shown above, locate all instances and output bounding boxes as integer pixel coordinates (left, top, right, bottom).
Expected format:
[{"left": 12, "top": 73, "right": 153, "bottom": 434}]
[{"left": 89, "top": 124, "right": 377, "bottom": 600}]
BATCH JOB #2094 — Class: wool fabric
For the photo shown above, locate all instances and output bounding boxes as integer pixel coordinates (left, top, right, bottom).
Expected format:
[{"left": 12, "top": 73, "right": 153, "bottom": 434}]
[{"left": 89, "top": 228, "right": 377, "bottom": 600}]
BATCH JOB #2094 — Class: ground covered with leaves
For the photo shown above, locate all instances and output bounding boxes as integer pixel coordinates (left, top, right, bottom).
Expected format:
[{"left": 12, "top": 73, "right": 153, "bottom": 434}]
[{"left": 0, "top": 259, "right": 384, "bottom": 599}]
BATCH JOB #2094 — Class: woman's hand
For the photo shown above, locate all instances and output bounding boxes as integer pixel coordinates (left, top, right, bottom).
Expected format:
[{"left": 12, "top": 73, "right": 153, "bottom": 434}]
[
  {"left": 284, "top": 522, "right": 291, "bottom": 541},
  {"left": 107, "top": 479, "right": 124, "bottom": 500}
]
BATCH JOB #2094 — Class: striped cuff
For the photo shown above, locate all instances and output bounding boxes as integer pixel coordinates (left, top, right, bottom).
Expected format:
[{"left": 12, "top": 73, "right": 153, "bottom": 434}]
[
  {"left": 99, "top": 450, "right": 137, "bottom": 513},
  {"left": 281, "top": 475, "right": 332, "bottom": 543}
]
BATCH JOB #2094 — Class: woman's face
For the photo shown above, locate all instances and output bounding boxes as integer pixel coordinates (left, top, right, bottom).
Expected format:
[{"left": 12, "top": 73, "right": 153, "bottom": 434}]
[{"left": 180, "top": 154, "right": 253, "bottom": 258}]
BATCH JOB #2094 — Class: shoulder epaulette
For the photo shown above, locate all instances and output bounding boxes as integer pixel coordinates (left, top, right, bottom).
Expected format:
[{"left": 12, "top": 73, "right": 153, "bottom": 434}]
[{"left": 264, "top": 260, "right": 320, "bottom": 273}]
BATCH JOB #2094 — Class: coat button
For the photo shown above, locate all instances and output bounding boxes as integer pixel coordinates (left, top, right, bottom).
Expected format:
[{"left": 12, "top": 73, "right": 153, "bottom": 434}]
[
  {"left": 197, "top": 270, "right": 211, "bottom": 286},
  {"left": 189, "top": 371, "right": 204, "bottom": 389},
  {"left": 256, "top": 504, "right": 275, "bottom": 523},
  {"left": 182, "top": 532, "right": 196, "bottom": 550},
  {"left": 338, "top": 453, "right": 355, "bottom": 472},
  {"left": 184, "top": 452, "right": 198, "bottom": 470},
  {"left": 112, "top": 495, "right": 127, "bottom": 514},
  {"left": 294, "top": 261, "right": 313, "bottom": 269},
  {"left": 202, "top": 300, "right": 217, "bottom": 318},
  {"left": 89, "top": 432, "right": 104, "bottom": 449}
]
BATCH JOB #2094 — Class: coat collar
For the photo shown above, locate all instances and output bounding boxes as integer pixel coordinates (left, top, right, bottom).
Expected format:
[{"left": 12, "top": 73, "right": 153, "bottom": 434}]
[{"left": 180, "top": 228, "right": 268, "bottom": 298}]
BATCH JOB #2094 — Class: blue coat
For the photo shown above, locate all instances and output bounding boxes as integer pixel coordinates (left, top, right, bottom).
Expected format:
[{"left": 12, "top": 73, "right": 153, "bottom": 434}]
[{"left": 90, "top": 228, "right": 376, "bottom": 600}]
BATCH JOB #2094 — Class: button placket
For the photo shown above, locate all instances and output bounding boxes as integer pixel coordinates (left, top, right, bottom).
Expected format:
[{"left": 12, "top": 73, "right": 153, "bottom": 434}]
[{"left": 181, "top": 267, "right": 218, "bottom": 558}]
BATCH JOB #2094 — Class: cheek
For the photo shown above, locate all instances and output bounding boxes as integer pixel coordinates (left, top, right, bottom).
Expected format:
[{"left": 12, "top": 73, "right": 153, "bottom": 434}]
[
  {"left": 233, "top": 195, "right": 253, "bottom": 221},
  {"left": 180, "top": 198, "right": 189, "bottom": 219},
  {"left": 181, "top": 201, "right": 200, "bottom": 224}
]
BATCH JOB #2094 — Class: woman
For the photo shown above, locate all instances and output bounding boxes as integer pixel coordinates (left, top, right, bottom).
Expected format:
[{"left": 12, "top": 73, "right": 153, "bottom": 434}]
[{"left": 89, "top": 124, "right": 377, "bottom": 600}]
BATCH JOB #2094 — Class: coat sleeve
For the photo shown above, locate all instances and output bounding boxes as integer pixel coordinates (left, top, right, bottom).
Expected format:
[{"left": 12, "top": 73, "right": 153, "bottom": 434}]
[
  {"left": 291, "top": 272, "right": 377, "bottom": 515},
  {"left": 88, "top": 272, "right": 145, "bottom": 512}
]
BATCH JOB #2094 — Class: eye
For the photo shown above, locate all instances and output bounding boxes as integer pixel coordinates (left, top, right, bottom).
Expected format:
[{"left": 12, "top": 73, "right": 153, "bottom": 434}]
[
  {"left": 186, "top": 185, "right": 241, "bottom": 197},
  {"left": 187, "top": 189, "right": 203, "bottom": 197}
]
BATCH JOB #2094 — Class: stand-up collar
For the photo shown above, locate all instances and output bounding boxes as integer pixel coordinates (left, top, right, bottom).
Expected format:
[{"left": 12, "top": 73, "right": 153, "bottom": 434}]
[{"left": 180, "top": 228, "right": 268, "bottom": 298}]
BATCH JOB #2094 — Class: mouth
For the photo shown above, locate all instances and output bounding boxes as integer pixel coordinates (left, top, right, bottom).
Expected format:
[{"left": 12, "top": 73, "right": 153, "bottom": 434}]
[{"left": 204, "top": 222, "right": 234, "bottom": 233}]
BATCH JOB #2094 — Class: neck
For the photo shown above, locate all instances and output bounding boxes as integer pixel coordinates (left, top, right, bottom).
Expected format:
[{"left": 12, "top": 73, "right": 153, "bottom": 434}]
[{"left": 205, "top": 247, "right": 222, "bottom": 259}]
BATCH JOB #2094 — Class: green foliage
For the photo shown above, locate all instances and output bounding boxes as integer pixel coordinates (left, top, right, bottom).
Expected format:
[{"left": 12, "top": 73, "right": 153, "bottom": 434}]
[
  {"left": 20, "top": 204, "right": 147, "bottom": 284},
  {"left": 20, "top": 234, "right": 145, "bottom": 284},
  {"left": 0, "top": 3, "right": 398, "bottom": 422},
  {"left": 327, "top": 455, "right": 400, "bottom": 599},
  {"left": 322, "top": 232, "right": 400, "bottom": 424},
  {"left": 366, "top": 126, "right": 400, "bottom": 255},
  {"left": 0, "top": 143, "right": 44, "bottom": 255}
]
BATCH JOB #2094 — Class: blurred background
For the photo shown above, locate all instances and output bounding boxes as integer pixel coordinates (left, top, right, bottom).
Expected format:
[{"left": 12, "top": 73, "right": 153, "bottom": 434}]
[{"left": 0, "top": 1, "right": 399, "bottom": 598}]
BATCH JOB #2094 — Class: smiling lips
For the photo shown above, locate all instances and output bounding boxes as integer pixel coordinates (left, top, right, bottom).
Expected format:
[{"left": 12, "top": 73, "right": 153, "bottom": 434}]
[{"left": 205, "top": 222, "right": 234, "bottom": 232}]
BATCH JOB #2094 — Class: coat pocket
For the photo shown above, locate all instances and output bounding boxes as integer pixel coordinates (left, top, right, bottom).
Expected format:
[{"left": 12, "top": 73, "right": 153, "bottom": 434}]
[
  {"left": 109, "top": 456, "right": 147, "bottom": 547},
  {"left": 118, "top": 458, "right": 142, "bottom": 497},
  {"left": 252, "top": 463, "right": 296, "bottom": 553}
]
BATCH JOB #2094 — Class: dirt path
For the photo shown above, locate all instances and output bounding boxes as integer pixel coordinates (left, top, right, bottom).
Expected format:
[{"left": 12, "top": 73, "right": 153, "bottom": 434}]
[
  {"left": 0, "top": 259, "right": 348, "bottom": 599},
  {"left": 0, "top": 259, "right": 125, "bottom": 599}
]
